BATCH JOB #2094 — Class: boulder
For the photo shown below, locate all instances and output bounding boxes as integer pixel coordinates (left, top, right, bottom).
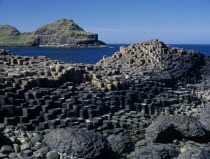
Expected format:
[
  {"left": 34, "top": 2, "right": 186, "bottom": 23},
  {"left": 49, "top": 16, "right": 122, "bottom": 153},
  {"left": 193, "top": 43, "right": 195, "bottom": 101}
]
[
  {"left": 43, "top": 128, "right": 111, "bottom": 159},
  {"left": 200, "top": 105, "right": 210, "bottom": 132},
  {"left": 0, "top": 131, "right": 12, "bottom": 148},
  {"left": 47, "top": 151, "right": 59, "bottom": 159},
  {"left": 179, "top": 140, "right": 210, "bottom": 153},
  {"left": 17, "top": 152, "right": 28, "bottom": 159},
  {"left": 31, "top": 133, "right": 44, "bottom": 145},
  {"left": 20, "top": 142, "right": 30, "bottom": 151},
  {"left": 146, "top": 115, "right": 208, "bottom": 143},
  {"left": 177, "top": 148, "right": 210, "bottom": 159},
  {"left": 134, "top": 140, "right": 179, "bottom": 159},
  {"left": 107, "top": 134, "right": 133, "bottom": 155},
  {"left": 0, "top": 145, "right": 12, "bottom": 154},
  {"left": 35, "top": 146, "right": 49, "bottom": 156}
]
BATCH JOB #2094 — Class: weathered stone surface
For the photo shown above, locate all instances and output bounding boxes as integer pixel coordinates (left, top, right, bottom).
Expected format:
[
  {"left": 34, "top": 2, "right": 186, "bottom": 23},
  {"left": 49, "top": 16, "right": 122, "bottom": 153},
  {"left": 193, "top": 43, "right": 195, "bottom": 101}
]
[
  {"left": 43, "top": 128, "right": 111, "bottom": 159},
  {"left": 146, "top": 115, "right": 208, "bottom": 143},
  {"left": 177, "top": 148, "right": 210, "bottom": 159},
  {"left": 200, "top": 105, "right": 210, "bottom": 132},
  {"left": 134, "top": 140, "right": 179, "bottom": 159},
  {"left": 31, "top": 133, "right": 43, "bottom": 145},
  {"left": 0, "top": 145, "right": 12, "bottom": 154},
  {"left": 107, "top": 134, "right": 133, "bottom": 155},
  {"left": 20, "top": 142, "right": 30, "bottom": 151},
  {"left": 17, "top": 152, "right": 28, "bottom": 159},
  {"left": 47, "top": 151, "right": 59, "bottom": 159}
]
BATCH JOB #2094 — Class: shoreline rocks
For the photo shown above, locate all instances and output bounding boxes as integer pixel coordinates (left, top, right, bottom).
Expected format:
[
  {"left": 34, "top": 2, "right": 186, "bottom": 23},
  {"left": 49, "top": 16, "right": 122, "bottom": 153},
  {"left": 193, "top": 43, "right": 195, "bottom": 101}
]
[
  {"left": 43, "top": 128, "right": 112, "bottom": 159},
  {"left": 134, "top": 140, "right": 180, "bottom": 159},
  {"left": 0, "top": 44, "right": 109, "bottom": 48},
  {"left": 1, "top": 39, "right": 210, "bottom": 158},
  {"left": 146, "top": 115, "right": 209, "bottom": 143}
]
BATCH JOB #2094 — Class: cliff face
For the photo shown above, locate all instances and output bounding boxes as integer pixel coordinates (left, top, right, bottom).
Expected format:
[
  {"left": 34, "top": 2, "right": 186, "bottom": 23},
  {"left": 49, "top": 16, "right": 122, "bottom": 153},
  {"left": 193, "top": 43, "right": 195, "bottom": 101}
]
[{"left": 0, "top": 19, "right": 107, "bottom": 47}]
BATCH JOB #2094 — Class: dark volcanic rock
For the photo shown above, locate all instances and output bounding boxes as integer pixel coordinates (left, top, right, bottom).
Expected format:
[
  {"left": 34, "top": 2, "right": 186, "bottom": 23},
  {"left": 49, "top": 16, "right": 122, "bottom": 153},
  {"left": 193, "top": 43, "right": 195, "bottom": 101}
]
[
  {"left": 43, "top": 128, "right": 112, "bottom": 159},
  {"left": 107, "top": 134, "right": 133, "bottom": 155},
  {"left": 0, "top": 145, "right": 12, "bottom": 154},
  {"left": 0, "top": 131, "right": 12, "bottom": 148},
  {"left": 1, "top": 39, "right": 210, "bottom": 158},
  {"left": 97, "top": 39, "right": 204, "bottom": 82},
  {"left": 146, "top": 115, "right": 209, "bottom": 143},
  {"left": 177, "top": 148, "right": 210, "bottom": 159},
  {"left": 46, "top": 151, "right": 59, "bottom": 159},
  {"left": 200, "top": 105, "right": 210, "bottom": 132},
  {"left": 134, "top": 140, "right": 179, "bottom": 159}
]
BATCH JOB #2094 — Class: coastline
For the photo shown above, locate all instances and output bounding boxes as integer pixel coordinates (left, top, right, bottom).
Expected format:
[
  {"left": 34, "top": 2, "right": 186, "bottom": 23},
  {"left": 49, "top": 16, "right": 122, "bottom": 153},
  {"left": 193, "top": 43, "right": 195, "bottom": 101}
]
[
  {"left": 1, "top": 40, "right": 210, "bottom": 158},
  {"left": 0, "top": 44, "right": 109, "bottom": 48}
]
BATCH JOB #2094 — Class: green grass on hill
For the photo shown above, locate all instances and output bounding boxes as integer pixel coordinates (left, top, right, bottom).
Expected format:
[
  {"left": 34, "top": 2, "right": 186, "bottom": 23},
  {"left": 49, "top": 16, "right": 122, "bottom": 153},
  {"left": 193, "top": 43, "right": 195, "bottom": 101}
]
[
  {"left": 0, "top": 19, "right": 98, "bottom": 45},
  {"left": 0, "top": 25, "right": 29, "bottom": 44},
  {"left": 32, "top": 19, "right": 93, "bottom": 36},
  {"left": 0, "top": 33, "right": 24, "bottom": 44}
]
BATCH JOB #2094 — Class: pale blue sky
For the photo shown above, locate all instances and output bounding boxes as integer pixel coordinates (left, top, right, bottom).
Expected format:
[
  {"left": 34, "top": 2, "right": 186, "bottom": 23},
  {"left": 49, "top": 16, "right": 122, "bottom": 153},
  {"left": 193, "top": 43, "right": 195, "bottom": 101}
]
[{"left": 0, "top": 0, "right": 210, "bottom": 44}]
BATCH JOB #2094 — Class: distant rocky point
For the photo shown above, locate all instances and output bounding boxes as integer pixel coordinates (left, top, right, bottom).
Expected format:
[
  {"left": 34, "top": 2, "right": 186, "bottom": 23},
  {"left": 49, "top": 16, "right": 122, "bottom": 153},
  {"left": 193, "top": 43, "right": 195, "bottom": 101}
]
[{"left": 0, "top": 19, "right": 107, "bottom": 48}]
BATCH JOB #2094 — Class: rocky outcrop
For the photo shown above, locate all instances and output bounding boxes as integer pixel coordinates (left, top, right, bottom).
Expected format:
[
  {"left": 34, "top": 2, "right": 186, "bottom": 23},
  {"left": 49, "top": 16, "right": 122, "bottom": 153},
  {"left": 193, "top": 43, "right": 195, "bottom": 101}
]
[
  {"left": 107, "top": 134, "right": 133, "bottom": 156},
  {"left": 146, "top": 115, "right": 209, "bottom": 143},
  {"left": 134, "top": 140, "right": 179, "bottom": 159},
  {"left": 0, "top": 19, "right": 107, "bottom": 48},
  {"left": 97, "top": 39, "right": 204, "bottom": 82},
  {"left": 177, "top": 148, "right": 210, "bottom": 159},
  {"left": 1, "top": 39, "right": 210, "bottom": 158},
  {"left": 200, "top": 105, "right": 210, "bottom": 132},
  {"left": 43, "top": 128, "right": 111, "bottom": 159}
]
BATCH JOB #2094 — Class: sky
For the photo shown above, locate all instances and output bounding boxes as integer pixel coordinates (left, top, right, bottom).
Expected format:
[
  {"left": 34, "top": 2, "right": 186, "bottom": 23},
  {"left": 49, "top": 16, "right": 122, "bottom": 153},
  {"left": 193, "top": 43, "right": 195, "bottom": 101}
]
[{"left": 0, "top": 0, "right": 210, "bottom": 44}]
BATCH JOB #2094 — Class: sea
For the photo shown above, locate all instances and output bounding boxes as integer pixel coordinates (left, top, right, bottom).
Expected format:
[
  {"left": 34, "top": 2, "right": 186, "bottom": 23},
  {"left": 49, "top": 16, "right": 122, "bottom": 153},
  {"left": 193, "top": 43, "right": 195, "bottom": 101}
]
[{"left": 3, "top": 44, "right": 210, "bottom": 64}]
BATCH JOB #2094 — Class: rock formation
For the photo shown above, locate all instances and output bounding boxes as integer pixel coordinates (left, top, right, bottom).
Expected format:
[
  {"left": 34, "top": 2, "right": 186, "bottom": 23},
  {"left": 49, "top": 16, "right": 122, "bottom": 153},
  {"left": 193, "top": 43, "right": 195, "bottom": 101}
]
[
  {"left": 0, "top": 39, "right": 210, "bottom": 158},
  {"left": 134, "top": 140, "right": 180, "bottom": 159},
  {"left": 146, "top": 115, "right": 208, "bottom": 143},
  {"left": 43, "top": 128, "right": 111, "bottom": 159},
  {"left": 0, "top": 19, "right": 107, "bottom": 48},
  {"left": 177, "top": 148, "right": 210, "bottom": 159}
]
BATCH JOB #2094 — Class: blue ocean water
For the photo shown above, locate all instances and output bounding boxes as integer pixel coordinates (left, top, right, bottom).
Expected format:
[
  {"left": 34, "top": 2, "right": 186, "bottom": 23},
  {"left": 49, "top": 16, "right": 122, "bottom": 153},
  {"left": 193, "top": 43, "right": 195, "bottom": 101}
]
[
  {"left": 4, "top": 44, "right": 128, "bottom": 64},
  {"left": 3, "top": 44, "right": 210, "bottom": 64}
]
